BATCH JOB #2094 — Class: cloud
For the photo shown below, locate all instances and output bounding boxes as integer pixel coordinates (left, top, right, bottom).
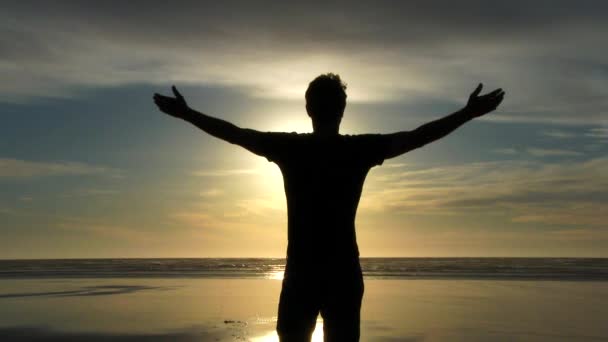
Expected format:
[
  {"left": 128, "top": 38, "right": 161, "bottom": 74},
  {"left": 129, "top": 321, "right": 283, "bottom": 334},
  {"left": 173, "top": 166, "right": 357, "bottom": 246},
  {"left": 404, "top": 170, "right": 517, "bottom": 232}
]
[
  {"left": 544, "top": 228, "right": 608, "bottom": 241},
  {"left": 169, "top": 208, "right": 270, "bottom": 239},
  {"left": 493, "top": 148, "right": 518, "bottom": 155},
  {"left": 586, "top": 127, "right": 608, "bottom": 140},
  {"left": 1, "top": 1, "right": 607, "bottom": 124},
  {"left": 199, "top": 189, "right": 224, "bottom": 197},
  {"left": 362, "top": 157, "right": 608, "bottom": 227},
  {"left": 0, "top": 207, "right": 15, "bottom": 215},
  {"left": 191, "top": 168, "right": 260, "bottom": 177},
  {"left": 512, "top": 212, "right": 605, "bottom": 227},
  {"left": 541, "top": 129, "right": 576, "bottom": 139},
  {"left": 55, "top": 220, "right": 157, "bottom": 244},
  {"left": 76, "top": 188, "right": 119, "bottom": 196},
  {"left": 0, "top": 158, "right": 121, "bottom": 179},
  {"left": 171, "top": 191, "right": 286, "bottom": 227},
  {"left": 59, "top": 188, "right": 120, "bottom": 198},
  {"left": 526, "top": 148, "right": 583, "bottom": 157},
  {"left": 169, "top": 211, "right": 216, "bottom": 228}
]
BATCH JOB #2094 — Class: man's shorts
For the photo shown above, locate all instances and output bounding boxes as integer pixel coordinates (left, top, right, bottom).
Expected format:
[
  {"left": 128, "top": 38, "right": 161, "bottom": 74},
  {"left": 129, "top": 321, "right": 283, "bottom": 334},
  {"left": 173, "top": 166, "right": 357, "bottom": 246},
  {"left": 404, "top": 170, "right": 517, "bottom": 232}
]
[{"left": 276, "top": 265, "right": 364, "bottom": 341}]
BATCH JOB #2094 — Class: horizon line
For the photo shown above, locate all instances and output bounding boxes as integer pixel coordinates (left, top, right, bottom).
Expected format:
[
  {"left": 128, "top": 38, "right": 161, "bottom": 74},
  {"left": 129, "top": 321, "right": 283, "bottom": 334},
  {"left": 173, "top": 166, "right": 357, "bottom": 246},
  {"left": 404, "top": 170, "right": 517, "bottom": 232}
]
[{"left": 1, "top": 256, "right": 607, "bottom": 261}]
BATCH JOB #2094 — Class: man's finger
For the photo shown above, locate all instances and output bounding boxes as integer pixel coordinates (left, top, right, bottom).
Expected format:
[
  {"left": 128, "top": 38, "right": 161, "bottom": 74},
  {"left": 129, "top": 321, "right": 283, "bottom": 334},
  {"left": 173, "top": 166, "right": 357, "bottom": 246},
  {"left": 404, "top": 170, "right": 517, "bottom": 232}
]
[
  {"left": 485, "top": 88, "right": 503, "bottom": 97},
  {"left": 154, "top": 94, "right": 172, "bottom": 101},
  {"left": 172, "top": 85, "right": 183, "bottom": 99},
  {"left": 471, "top": 83, "right": 483, "bottom": 98},
  {"left": 479, "top": 89, "right": 505, "bottom": 102},
  {"left": 493, "top": 97, "right": 504, "bottom": 109},
  {"left": 493, "top": 93, "right": 505, "bottom": 106}
]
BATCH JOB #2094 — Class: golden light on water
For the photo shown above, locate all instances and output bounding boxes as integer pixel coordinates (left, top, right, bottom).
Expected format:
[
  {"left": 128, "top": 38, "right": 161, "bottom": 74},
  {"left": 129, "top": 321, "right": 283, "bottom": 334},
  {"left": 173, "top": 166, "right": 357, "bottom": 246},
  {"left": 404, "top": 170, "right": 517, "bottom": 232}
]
[
  {"left": 252, "top": 321, "right": 324, "bottom": 342},
  {"left": 267, "top": 270, "right": 284, "bottom": 280}
]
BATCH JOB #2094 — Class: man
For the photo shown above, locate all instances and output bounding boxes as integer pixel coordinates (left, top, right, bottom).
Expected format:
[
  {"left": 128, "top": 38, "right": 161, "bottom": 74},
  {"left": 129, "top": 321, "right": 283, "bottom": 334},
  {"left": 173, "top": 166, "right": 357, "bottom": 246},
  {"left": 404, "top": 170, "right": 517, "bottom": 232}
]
[{"left": 153, "top": 73, "right": 504, "bottom": 341}]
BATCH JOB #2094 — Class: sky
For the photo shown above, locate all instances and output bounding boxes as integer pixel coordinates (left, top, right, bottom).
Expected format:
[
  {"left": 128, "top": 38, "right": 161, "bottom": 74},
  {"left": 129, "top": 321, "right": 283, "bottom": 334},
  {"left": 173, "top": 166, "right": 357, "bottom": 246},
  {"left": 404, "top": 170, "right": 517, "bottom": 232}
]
[{"left": 1, "top": 1, "right": 607, "bottom": 258}]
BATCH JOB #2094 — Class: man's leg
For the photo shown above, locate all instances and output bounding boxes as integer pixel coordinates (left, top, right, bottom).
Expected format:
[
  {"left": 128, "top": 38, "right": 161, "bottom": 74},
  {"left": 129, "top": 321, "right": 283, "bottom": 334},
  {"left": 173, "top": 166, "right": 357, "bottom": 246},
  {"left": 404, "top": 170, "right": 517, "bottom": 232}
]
[
  {"left": 319, "top": 268, "right": 364, "bottom": 342},
  {"left": 277, "top": 272, "right": 320, "bottom": 342}
]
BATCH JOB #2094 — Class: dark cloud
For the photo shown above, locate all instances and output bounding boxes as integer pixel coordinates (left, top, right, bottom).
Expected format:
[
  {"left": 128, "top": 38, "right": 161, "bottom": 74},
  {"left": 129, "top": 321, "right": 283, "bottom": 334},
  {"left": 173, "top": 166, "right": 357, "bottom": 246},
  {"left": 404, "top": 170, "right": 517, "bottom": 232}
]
[
  {"left": 3, "top": 1, "right": 607, "bottom": 57},
  {"left": 2, "top": 1, "right": 607, "bottom": 123}
]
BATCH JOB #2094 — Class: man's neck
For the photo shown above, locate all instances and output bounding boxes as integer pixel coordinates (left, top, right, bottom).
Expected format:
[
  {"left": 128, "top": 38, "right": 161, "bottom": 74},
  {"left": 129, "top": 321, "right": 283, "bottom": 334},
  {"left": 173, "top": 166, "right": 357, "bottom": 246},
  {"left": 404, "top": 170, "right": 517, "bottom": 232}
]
[
  {"left": 313, "top": 129, "right": 340, "bottom": 137},
  {"left": 312, "top": 123, "right": 340, "bottom": 137}
]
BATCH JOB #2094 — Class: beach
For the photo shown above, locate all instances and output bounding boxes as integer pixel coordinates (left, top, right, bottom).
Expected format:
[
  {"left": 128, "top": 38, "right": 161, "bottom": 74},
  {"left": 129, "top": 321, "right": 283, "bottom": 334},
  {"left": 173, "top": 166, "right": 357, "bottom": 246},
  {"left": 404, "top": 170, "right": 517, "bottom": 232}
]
[{"left": 1, "top": 277, "right": 607, "bottom": 341}]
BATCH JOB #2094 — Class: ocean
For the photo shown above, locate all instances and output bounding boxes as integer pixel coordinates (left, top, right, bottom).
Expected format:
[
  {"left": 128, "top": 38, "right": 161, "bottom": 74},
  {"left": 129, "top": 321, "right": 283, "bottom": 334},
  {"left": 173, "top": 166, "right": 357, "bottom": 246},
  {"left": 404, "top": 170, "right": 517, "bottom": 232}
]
[
  {"left": 1, "top": 258, "right": 608, "bottom": 341},
  {"left": 1, "top": 257, "right": 607, "bottom": 280}
]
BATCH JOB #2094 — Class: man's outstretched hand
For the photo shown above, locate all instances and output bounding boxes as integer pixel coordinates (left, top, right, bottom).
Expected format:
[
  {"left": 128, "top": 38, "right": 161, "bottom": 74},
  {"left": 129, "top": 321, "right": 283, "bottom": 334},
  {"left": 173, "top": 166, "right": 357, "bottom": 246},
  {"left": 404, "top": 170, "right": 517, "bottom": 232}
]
[
  {"left": 465, "top": 83, "right": 505, "bottom": 118},
  {"left": 153, "top": 86, "right": 189, "bottom": 118}
]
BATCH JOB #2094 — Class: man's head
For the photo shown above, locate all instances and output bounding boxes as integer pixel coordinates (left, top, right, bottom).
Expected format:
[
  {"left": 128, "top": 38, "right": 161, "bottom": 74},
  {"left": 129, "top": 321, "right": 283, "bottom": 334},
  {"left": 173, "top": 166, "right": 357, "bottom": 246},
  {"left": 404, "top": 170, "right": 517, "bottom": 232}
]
[{"left": 305, "top": 73, "right": 347, "bottom": 133}]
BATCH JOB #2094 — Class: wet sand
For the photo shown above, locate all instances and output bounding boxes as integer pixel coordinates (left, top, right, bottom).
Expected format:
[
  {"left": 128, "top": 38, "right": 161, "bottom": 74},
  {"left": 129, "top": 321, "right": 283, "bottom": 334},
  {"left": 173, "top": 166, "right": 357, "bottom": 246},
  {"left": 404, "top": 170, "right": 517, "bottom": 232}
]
[{"left": 0, "top": 278, "right": 607, "bottom": 341}]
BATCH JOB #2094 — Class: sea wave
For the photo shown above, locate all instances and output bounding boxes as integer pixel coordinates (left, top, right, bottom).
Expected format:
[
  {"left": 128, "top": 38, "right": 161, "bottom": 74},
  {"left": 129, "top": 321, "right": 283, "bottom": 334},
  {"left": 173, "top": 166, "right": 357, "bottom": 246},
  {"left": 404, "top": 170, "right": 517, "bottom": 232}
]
[{"left": 0, "top": 258, "right": 607, "bottom": 280}]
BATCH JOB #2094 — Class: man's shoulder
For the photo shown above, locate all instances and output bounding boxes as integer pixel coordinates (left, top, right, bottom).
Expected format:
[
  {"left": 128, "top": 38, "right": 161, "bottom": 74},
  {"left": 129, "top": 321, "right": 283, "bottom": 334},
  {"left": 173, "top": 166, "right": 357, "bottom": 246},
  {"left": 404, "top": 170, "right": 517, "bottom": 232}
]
[
  {"left": 265, "top": 131, "right": 311, "bottom": 139},
  {"left": 341, "top": 133, "right": 389, "bottom": 144},
  {"left": 341, "top": 133, "right": 386, "bottom": 138},
  {"left": 257, "top": 131, "right": 309, "bottom": 146}
]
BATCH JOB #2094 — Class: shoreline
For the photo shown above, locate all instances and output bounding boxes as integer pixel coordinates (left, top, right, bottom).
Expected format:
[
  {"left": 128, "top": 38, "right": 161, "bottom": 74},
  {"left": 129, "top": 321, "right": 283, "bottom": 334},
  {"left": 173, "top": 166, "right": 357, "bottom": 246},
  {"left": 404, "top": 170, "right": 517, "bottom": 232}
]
[{"left": 1, "top": 278, "right": 607, "bottom": 341}]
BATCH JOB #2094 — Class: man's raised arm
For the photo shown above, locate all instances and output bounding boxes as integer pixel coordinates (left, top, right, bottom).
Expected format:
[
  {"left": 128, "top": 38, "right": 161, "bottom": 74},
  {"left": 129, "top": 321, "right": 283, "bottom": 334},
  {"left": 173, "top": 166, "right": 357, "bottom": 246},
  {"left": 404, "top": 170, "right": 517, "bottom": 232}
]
[
  {"left": 384, "top": 84, "right": 505, "bottom": 159},
  {"left": 153, "top": 86, "right": 266, "bottom": 155}
]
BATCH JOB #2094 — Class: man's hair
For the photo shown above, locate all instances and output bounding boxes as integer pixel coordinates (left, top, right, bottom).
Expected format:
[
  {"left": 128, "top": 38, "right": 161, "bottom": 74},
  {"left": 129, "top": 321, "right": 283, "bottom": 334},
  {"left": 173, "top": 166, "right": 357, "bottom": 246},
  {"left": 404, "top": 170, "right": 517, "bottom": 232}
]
[{"left": 305, "top": 73, "right": 347, "bottom": 122}]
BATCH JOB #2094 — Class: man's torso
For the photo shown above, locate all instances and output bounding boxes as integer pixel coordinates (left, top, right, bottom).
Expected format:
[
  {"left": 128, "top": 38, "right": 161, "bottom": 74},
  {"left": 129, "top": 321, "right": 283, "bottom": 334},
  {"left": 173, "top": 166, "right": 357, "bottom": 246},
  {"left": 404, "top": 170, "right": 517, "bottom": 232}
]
[{"left": 263, "top": 133, "right": 388, "bottom": 271}]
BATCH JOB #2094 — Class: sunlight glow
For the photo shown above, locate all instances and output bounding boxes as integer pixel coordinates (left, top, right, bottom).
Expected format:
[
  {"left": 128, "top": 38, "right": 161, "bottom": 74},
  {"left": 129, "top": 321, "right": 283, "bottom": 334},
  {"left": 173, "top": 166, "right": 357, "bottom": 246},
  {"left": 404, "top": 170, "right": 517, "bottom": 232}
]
[
  {"left": 267, "top": 270, "right": 284, "bottom": 280},
  {"left": 252, "top": 321, "right": 324, "bottom": 342},
  {"left": 262, "top": 109, "right": 313, "bottom": 134}
]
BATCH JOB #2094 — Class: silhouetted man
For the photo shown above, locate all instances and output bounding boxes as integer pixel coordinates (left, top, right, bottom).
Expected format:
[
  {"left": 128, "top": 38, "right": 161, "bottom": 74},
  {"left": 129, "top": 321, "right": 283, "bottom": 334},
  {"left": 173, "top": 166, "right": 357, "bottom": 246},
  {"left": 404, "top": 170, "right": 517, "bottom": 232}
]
[{"left": 153, "top": 73, "right": 504, "bottom": 341}]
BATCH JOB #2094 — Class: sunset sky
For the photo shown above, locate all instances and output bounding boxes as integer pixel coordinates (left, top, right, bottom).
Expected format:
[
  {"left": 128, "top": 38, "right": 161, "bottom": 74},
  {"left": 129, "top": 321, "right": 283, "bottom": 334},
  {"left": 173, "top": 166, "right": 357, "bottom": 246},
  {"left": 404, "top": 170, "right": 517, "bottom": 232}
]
[{"left": 1, "top": 1, "right": 607, "bottom": 258}]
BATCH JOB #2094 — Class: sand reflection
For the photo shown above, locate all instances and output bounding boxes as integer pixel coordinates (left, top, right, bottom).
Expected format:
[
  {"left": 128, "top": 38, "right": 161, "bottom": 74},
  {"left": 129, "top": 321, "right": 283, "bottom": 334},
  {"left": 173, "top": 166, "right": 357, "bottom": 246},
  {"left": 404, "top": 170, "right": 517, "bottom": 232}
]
[{"left": 252, "top": 320, "right": 323, "bottom": 342}]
